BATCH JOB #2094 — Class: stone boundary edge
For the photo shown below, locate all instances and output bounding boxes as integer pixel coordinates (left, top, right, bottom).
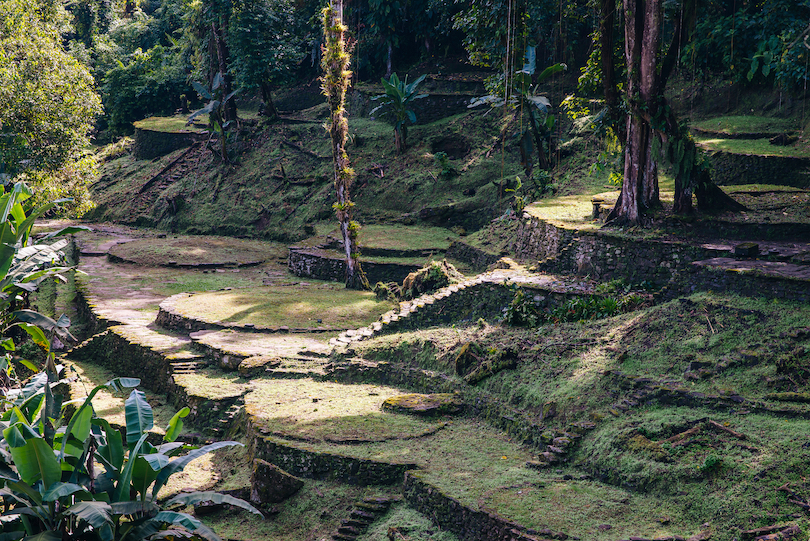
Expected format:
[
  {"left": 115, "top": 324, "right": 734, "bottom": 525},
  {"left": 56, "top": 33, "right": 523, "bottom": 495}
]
[
  {"left": 288, "top": 247, "right": 422, "bottom": 284},
  {"left": 403, "top": 471, "right": 548, "bottom": 541},
  {"left": 156, "top": 293, "right": 343, "bottom": 334},
  {"left": 107, "top": 252, "right": 265, "bottom": 269}
]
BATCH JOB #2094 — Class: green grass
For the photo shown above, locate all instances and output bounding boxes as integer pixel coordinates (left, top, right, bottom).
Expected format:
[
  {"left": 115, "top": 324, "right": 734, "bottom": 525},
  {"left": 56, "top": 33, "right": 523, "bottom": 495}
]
[
  {"left": 108, "top": 236, "right": 287, "bottom": 267},
  {"left": 133, "top": 115, "right": 208, "bottom": 133},
  {"left": 318, "top": 224, "right": 459, "bottom": 252},
  {"left": 169, "top": 282, "right": 395, "bottom": 329},
  {"left": 199, "top": 481, "right": 398, "bottom": 541},
  {"left": 691, "top": 115, "right": 799, "bottom": 135},
  {"left": 245, "top": 378, "right": 446, "bottom": 442},
  {"left": 696, "top": 136, "right": 810, "bottom": 158}
]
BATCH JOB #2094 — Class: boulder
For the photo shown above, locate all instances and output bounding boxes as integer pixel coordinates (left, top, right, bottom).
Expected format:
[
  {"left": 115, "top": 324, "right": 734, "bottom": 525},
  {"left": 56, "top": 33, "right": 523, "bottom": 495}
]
[
  {"left": 381, "top": 393, "right": 464, "bottom": 416},
  {"left": 401, "top": 260, "right": 464, "bottom": 300}
]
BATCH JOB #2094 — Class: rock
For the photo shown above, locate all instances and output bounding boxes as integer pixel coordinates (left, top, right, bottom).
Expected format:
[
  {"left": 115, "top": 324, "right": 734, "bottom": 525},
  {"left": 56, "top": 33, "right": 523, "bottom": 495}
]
[
  {"left": 401, "top": 260, "right": 464, "bottom": 300},
  {"left": 238, "top": 356, "right": 281, "bottom": 377},
  {"left": 734, "top": 243, "right": 759, "bottom": 257},
  {"left": 250, "top": 459, "right": 304, "bottom": 504},
  {"left": 381, "top": 393, "right": 464, "bottom": 416}
]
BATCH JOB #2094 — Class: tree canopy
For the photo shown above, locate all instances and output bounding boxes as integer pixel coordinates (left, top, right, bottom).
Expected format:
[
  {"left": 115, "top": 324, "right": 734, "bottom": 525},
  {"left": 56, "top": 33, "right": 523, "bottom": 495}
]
[{"left": 0, "top": 0, "right": 101, "bottom": 180}]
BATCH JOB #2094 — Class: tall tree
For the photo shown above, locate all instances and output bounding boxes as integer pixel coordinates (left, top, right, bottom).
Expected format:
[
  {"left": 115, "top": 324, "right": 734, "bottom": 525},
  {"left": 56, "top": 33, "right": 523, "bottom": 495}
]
[
  {"left": 607, "top": 0, "right": 744, "bottom": 223},
  {"left": 610, "top": 0, "right": 661, "bottom": 224},
  {"left": 0, "top": 0, "right": 101, "bottom": 179},
  {"left": 321, "top": 2, "right": 367, "bottom": 290}
]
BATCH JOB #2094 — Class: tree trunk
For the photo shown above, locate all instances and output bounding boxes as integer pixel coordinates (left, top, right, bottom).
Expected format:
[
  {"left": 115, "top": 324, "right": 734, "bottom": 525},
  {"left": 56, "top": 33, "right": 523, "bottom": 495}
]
[
  {"left": 608, "top": 0, "right": 662, "bottom": 225},
  {"left": 260, "top": 82, "right": 279, "bottom": 119},
  {"left": 599, "top": 0, "right": 621, "bottom": 138},
  {"left": 322, "top": 3, "right": 368, "bottom": 290},
  {"left": 212, "top": 22, "right": 237, "bottom": 123},
  {"left": 386, "top": 41, "right": 393, "bottom": 78}
]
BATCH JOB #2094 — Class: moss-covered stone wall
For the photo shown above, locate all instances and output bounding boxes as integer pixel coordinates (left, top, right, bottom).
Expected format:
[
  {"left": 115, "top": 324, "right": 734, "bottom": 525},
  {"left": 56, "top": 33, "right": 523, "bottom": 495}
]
[
  {"left": 288, "top": 247, "right": 420, "bottom": 284},
  {"left": 706, "top": 150, "right": 810, "bottom": 188},
  {"left": 132, "top": 128, "right": 202, "bottom": 160},
  {"left": 403, "top": 471, "right": 546, "bottom": 541},
  {"left": 248, "top": 429, "right": 416, "bottom": 486}
]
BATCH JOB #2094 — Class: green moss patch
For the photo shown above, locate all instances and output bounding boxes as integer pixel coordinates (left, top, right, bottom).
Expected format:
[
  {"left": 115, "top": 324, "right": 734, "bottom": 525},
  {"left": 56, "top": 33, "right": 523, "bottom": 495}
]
[
  {"left": 169, "top": 283, "right": 394, "bottom": 330},
  {"left": 245, "top": 379, "right": 445, "bottom": 443},
  {"left": 108, "top": 236, "right": 286, "bottom": 267},
  {"left": 381, "top": 393, "right": 464, "bottom": 416},
  {"left": 691, "top": 115, "right": 799, "bottom": 136}
]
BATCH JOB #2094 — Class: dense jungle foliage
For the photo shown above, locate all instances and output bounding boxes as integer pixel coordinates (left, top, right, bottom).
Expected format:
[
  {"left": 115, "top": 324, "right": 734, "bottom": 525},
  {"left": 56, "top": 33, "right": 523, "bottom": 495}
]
[{"left": 0, "top": 0, "right": 808, "bottom": 214}]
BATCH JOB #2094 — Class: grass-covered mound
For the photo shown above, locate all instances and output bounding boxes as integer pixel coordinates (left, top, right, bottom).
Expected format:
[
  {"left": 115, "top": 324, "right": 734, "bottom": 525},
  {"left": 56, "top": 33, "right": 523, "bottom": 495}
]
[
  {"left": 133, "top": 115, "right": 209, "bottom": 133},
  {"left": 167, "top": 282, "right": 395, "bottom": 330},
  {"left": 696, "top": 136, "right": 810, "bottom": 158},
  {"left": 90, "top": 107, "right": 525, "bottom": 241},
  {"left": 108, "top": 235, "right": 286, "bottom": 267}
]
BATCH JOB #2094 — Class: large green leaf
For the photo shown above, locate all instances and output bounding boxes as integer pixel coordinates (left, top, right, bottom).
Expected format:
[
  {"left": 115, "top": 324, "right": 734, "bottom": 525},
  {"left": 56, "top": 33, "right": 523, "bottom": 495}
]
[
  {"left": 20, "top": 532, "right": 59, "bottom": 541},
  {"left": 125, "top": 390, "right": 153, "bottom": 448},
  {"left": 109, "top": 500, "right": 159, "bottom": 516},
  {"left": 69, "top": 405, "right": 93, "bottom": 442},
  {"left": 3, "top": 424, "right": 60, "bottom": 488},
  {"left": 151, "top": 441, "right": 241, "bottom": 499},
  {"left": 42, "top": 482, "right": 88, "bottom": 502},
  {"left": 163, "top": 408, "right": 189, "bottom": 444},
  {"left": 166, "top": 491, "right": 262, "bottom": 516},
  {"left": 66, "top": 501, "right": 113, "bottom": 530},
  {"left": 92, "top": 418, "right": 124, "bottom": 472},
  {"left": 60, "top": 379, "right": 138, "bottom": 462},
  {"left": 113, "top": 433, "right": 149, "bottom": 502},
  {"left": 151, "top": 511, "right": 200, "bottom": 533},
  {"left": 536, "top": 62, "right": 567, "bottom": 84}
]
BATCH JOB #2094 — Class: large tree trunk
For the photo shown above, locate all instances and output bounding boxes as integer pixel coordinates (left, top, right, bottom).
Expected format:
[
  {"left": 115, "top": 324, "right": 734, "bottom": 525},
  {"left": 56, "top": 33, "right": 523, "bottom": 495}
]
[
  {"left": 260, "top": 82, "right": 279, "bottom": 119},
  {"left": 609, "top": 0, "right": 661, "bottom": 225}
]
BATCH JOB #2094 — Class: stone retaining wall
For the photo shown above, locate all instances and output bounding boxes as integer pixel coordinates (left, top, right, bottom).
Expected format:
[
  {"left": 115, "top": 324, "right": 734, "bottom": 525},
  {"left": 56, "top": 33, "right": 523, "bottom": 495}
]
[
  {"left": 133, "top": 128, "right": 202, "bottom": 160},
  {"left": 672, "top": 262, "right": 810, "bottom": 303},
  {"left": 706, "top": 150, "right": 810, "bottom": 188},
  {"left": 288, "top": 248, "right": 420, "bottom": 284},
  {"left": 511, "top": 214, "right": 725, "bottom": 286},
  {"left": 445, "top": 241, "right": 500, "bottom": 270},
  {"left": 403, "top": 472, "right": 546, "bottom": 541},
  {"left": 248, "top": 429, "right": 416, "bottom": 486}
]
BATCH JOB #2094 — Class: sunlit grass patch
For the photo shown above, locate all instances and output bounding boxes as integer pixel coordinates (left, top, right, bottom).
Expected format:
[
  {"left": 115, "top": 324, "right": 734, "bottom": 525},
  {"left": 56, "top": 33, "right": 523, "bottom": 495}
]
[
  {"left": 691, "top": 115, "right": 799, "bottom": 136},
  {"left": 170, "top": 282, "right": 395, "bottom": 329}
]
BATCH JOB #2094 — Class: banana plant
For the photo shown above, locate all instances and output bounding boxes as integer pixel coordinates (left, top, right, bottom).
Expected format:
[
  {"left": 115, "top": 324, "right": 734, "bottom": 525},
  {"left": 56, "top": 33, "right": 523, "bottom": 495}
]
[
  {"left": 0, "top": 373, "right": 261, "bottom": 540},
  {"left": 0, "top": 181, "right": 89, "bottom": 318},
  {"left": 469, "top": 47, "right": 566, "bottom": 192},
  {"left": 188, "top": 72, "right": 240, "bottom": 163},
  {"left": 370, "top": 73, "right": 428, "bottom": 154}
]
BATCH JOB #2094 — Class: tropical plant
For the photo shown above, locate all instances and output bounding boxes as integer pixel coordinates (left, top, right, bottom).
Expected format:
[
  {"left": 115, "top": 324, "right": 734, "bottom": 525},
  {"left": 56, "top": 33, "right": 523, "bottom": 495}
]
[
  {"left": 188, "top": 71, "right": 239, "bottom": 163},
  {"left": 0, "top": 182, "right": 90, "bottom": 317},
  {"left": 0, "top": 373, "right": 262, "bottom": 540},
  {"left": 469, "top": 47, "right": 566, "bottom": 193},
  {"left": 370, "top": 73, "right": 427, "bottom": 154}
]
